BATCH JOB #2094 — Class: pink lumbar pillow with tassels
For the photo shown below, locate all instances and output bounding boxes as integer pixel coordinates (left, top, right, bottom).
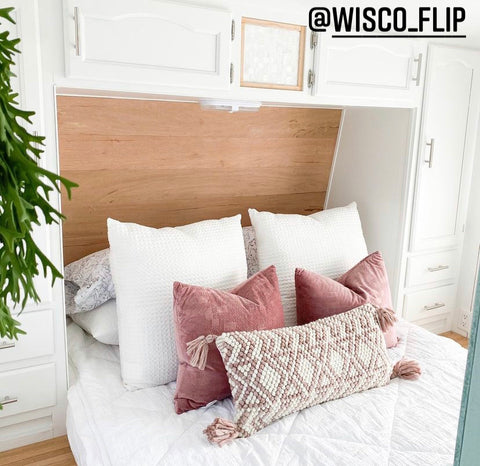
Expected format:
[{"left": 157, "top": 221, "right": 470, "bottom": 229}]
[
  {"left": 296, "top": 251, "right": 399, "bottom": 347},
  {"left": 173, "top": 265, "right": 284, "bottom": 414},
  {"left": 204, "top": 303, "right": 421, "bottom": 447}
]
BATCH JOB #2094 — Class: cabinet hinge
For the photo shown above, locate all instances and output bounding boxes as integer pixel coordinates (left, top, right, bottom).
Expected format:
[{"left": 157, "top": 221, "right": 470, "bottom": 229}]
[
  {"left": 230, "top": 63, "right": 234, "bottom": 84},
  {"left": 307, "top": 69, "right": 315, "bottom": 88},
  {"left": 231, "top": 20, "right": 235, "bottom": 41},
  {"left": 310, "top": 32, "right": 318, "bottom": 50}
]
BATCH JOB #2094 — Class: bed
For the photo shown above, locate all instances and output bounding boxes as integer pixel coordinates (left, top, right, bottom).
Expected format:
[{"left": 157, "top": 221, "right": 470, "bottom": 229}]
[
  {"left": 58, "top": 97, "right": 468, "bottom": 465},
  {"left": 66, "top": 316, "right": 466, "bottom": 466}
]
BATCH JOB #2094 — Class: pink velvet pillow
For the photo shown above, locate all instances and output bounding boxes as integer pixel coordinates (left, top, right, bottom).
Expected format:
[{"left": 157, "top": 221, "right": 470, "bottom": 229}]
[
  {"left": 295, "top": 251, "right": 398, "bottom": 347},
  {"left": 173, "top": 265, "right": 284, "bottom": 414}
]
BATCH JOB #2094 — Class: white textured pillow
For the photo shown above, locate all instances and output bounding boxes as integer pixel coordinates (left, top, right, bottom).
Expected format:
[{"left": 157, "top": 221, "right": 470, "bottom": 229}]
[
  {"left": 249, "top": 203, "right": 368, "bottom": 326},
  {"left": 107, "top": 215, "right": 247, "bottom": 389},
  {"left": 71, "top": 299, "right": 118, "bottom": 345}
]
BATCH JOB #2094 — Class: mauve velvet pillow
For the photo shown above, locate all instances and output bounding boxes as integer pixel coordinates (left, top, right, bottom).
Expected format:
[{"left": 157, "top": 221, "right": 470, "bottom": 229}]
[
  {"left": 296, "top": 251, "right": 398, "bottom": 347},
  {"left": 173, "top": 265, "right": 284, "bottom": 414}
]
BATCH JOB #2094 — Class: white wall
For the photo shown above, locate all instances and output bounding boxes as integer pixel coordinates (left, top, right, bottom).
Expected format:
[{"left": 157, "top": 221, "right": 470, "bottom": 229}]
[
  {"left": 457, "top": 116, "right": 480, "bottom": 335},
  {"left": 325, "top": 107, "right": 413, "bottom": 305}
]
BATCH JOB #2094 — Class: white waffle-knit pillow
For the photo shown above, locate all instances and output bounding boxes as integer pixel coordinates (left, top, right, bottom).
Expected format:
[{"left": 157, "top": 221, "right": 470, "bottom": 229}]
[
  {"left": 108, "top": 215, "right": 247, "bottom": 389},
  {"left": 249, "top": 203, "right": 368, "bottom": 326}
]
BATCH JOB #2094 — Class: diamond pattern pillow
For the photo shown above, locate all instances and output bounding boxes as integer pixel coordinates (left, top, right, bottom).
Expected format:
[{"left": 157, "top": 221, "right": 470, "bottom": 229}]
[{"left": 205, "top": 304, "right": 413, "bottom": 445}]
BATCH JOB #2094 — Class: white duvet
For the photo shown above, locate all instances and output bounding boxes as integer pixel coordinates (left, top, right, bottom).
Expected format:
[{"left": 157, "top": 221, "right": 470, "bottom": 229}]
[{"left": 66, "top": 319, "right": 466, "bottom": 466}]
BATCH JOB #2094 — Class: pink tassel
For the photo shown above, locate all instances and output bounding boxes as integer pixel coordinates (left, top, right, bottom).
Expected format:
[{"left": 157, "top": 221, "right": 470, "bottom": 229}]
[
  {"left": 391, "top": 358, "right": 422, "bottom": 380},
  {"left": 376, "top": 307, "right": 397, "bottom": 332},
  {"left": 204, "top": 418, "right": 240, "bottom": 447},
  {"left": 186, "top": 334, "right": 217, "bottom": 370}
]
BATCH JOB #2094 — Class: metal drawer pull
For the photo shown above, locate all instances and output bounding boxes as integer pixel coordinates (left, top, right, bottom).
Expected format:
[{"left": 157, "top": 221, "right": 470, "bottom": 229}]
[
  {"left": 412, "top": 53, "right": 423, "bottom": 86},
  {"left": 425, "top": 138, "right": 435, "bottom": 168},
  {"left": 423, "top": 302, "right": 445, "bottom": 311},
  {"left": 0, "top": 396, "right": 18, "bottom": 406},
  {"left": 427, "top": 265, "right": 449, "bottom": 272},
  {"left": 0, "top": 340, "right": 15, "bottom": 350},
  {"left": 74, "top": 7, "right": 81, "bottom": 56}
]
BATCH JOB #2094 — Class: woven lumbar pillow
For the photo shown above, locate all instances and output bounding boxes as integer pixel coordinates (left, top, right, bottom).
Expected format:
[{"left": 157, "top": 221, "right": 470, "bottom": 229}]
[{"left": 204, "top": 303, "right": 421, "bottom": 446}]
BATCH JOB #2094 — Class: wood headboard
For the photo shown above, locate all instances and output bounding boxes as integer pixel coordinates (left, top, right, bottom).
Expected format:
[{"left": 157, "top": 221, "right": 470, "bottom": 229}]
[{"left": 57, "top": 96, "right": 341, "bottom": 264}]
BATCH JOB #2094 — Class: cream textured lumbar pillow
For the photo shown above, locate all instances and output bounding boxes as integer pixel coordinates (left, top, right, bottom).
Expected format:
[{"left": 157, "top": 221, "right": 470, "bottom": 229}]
[
  {"left": 107, "top": 215, "right": 247, "bottom": 389},
  {"left": 249, "top": 203, "right": 368, "bottom": 326},
  {"left": 205, "top": 304, "right": 421, "bottom": 446}
]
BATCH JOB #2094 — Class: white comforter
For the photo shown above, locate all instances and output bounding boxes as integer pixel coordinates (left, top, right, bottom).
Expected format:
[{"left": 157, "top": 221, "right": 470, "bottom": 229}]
[{"left": 66, "top": 319, "right": 466, "bottom": 466}]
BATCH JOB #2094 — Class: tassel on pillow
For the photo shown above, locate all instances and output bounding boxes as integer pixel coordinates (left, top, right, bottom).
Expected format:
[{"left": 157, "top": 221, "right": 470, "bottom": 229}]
[
  {"left": 391, "top": 358, "right": 422, "bottom": 380},
  {"left": 204, "top": 418, "right": 240, "bottom": 447},
  {"left": 186, "top": 334, "right": 217, "bottom": 370},
  {"left": 375, "top": 306, "right": 397, "bottom": 332}
]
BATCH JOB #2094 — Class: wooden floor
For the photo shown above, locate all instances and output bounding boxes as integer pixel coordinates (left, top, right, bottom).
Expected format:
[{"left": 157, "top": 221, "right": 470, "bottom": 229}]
[
  {"left": 441, "top": 331, "right": 469, "bottom": 349},
  {"left": 0, "top": 333, "right": 469, "bottom": 465},
  {"left": 0, "top": 436, "right": 75, "bottom": 465}
]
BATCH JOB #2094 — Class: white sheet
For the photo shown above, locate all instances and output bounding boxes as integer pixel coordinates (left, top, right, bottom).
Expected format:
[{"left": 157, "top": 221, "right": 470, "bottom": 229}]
[{"left": 66, "top": 319, "right": 467, "bottom": 466}]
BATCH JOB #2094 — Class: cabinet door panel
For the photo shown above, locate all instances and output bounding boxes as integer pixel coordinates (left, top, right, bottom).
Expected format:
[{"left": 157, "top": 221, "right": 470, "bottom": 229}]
[
  {"left": 4, "top": 1, "right": 53, "bottom": 308},
  {"left": 315, "top": 37, "right": 425, "bottom": 103},
  {"left": 412, "top": 47, "right": 476, "bottom": 250},
  {"left": 64, "top": 0, "right": 232, "bottom": 90}
]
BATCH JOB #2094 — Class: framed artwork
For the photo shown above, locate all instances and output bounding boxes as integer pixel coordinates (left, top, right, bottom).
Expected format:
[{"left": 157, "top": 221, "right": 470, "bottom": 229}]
[{"left": 241, "top": 18, "right": 306, "bottom": 91}]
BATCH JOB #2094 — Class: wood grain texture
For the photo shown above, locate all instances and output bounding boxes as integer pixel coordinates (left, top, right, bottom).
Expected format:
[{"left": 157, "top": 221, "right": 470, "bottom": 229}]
[
  {"left": 441, "top": 331, "right": 469, "bottom": 349},
  {"left": 0, "top": 436, "right": 75, "bottom": 465},
  {"left": 57, "top": 97, "right": 341, "bottom": 264}
]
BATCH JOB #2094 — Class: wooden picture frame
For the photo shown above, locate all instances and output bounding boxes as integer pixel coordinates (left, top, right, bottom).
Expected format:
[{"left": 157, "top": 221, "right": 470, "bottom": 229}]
[{"left": 241, "top": 18, "right": 306, "bottom": 91}]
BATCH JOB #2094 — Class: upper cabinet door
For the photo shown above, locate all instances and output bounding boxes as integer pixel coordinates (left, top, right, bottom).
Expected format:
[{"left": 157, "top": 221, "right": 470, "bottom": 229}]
[
  {"left": 63, "top": 0, "right": 232, "bottom": 89},
  {"left": 411, "top": 46, "right": 480, "bottom": 251},
  {"left": 314, "top": 36, "right": 425, "bottom": 104}
]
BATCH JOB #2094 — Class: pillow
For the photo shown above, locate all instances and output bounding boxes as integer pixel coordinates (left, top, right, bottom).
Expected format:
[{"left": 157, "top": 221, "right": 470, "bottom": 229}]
[
  {"left": 107, "top": 215, "right": 248, "bottom": 389},
  {"left": 64, "top": 248, "right": 115, "bottom": 313},
  {"left": 242, "top": 226, "right": 259, "bottom": 277},
  {"left": 64, "top": 227, "right": 259, "bottom": 314},
  {"left": 249, "top": 203, "right": 368, "bottom": 326},
  {"left": 204, "top": 304, "right": 420, "bottom": 446},
  {"left": 70, "top": 299, "right": 118, "bottom": 345},
  {"left": 173, "top": 265, "right": 284, "bottom": 414},
  {"left": 296, "top": 251, "right": 398, "bottom": 347}
]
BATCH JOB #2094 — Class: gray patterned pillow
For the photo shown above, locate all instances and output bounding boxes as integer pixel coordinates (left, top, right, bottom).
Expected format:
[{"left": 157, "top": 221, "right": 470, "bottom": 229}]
[
  {"left": 64, "top": 227, "right": 259, "bottom": 314},
  {"left": 204, "top": 304, "right": 421, "bottom": 446},
  {"left": 64, "top": 249, "right": 115, "bottom": 314},
  {"left": 242, "top": 226, "right": 259, "bottom": 277}
]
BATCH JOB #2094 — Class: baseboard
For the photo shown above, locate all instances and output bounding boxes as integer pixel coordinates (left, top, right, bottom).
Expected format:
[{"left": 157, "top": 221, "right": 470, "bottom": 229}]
[{"left": 0, "top": 416, "right": 53, "bottom": 452}]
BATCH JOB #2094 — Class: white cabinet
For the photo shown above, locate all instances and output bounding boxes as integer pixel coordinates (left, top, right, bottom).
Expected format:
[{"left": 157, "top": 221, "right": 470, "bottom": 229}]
[
  {"left": 313, "top": 36, "right": 425, "bottom": 104},
  {"left": 63, "top": 0, "right": 233, "bottom": 90},
  {"left": 0, "top": 365, "right": 56, "bottom": 419},
  {"left": 411, "top": 46, "right": 480, "bottom": 251},
  {"left": 325, "top": 45, "right": 480, "bottom": 334},
  {"left": 404, "top": 45, "right": 480, "bottom": 333},
  {"left": 0, "top": 0, "right": 67, "bottom": 452}
]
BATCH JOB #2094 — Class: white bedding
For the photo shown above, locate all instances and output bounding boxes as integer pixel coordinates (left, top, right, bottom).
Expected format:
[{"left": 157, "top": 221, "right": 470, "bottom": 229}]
[{"left": 66, "top": 319, "right": 466, "bottom": 466}]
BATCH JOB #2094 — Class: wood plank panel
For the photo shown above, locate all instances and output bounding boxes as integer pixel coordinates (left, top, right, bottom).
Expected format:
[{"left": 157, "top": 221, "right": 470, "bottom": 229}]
[{"left": 57, "top": 97, "right": 341, "bottom": 264}]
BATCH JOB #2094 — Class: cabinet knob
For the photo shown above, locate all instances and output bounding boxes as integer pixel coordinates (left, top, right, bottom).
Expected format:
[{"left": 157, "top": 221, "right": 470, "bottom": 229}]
[
  {"left": 427, "top": 265, "right": 449, "bottom": 272},
  {"left": 74, "top": 7, "right": 81, "bottom": 56},
  {"left": 412, "top": 53, "right": 423, "bottom": 86},
  {"left": 0, "top": 340, "right": 15, "bottom": 350},
  {"left": 0, "top": 396, "right": 18, "bottom": 406},
  {"left": 423, "top": 302, "right": 446, "bottom": 311},
  {"left": 425, "top": 138, "right": 435, "bottom": 168}
]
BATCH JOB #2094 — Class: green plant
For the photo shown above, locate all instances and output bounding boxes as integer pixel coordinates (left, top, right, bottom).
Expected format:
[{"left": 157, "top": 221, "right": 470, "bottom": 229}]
[{"left": 0, "top": 7, "right": 77, "bottom": 340}]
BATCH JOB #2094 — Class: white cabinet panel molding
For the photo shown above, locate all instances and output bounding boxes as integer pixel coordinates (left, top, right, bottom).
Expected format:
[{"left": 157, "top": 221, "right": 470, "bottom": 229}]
[
  {"left": 411, "top": 46, "right": 480, "bottom": 252},
  {"left": 64, "top": 1, "right": 233, "bottom": 89},
  {"left": 314, "top": 36, "right": 425, "bottom": 103}
]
